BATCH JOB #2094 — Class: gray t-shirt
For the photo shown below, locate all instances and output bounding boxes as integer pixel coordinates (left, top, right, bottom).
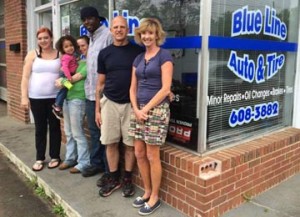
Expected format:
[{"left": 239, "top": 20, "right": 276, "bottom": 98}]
[
  {"left": 133, "top": 48, "right": 173, "bottom": 105},
  {"left": 85, "top": 25, "right": 113, "bottom": 101}
]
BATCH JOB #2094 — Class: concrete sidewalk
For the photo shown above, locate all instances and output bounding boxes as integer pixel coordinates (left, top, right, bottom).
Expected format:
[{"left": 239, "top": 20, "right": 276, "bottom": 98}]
[
  {"left": 222, "top": 173, "right": 300, "bottom": 217},
  {"left": 0, "top": 116, "right": 186, "bottom": 217}
]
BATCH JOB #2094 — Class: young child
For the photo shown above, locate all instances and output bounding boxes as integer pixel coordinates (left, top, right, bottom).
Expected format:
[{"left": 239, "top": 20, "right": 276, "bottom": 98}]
[{"left": 52, "top": 35, "right": 79, "bottom": 119}]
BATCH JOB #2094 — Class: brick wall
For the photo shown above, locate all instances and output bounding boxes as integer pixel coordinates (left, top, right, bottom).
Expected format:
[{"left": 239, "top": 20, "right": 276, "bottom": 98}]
[
  {"left": 133, "top": 128, "right": 300, "bottom": 217},
  {"left": 5, "top": 0, "right": 29, "bottom": 122}
]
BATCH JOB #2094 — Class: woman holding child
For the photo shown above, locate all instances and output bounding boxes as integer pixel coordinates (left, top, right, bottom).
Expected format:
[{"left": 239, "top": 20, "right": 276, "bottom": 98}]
[{"left": 57, "top": 35, "right": 91, "bottom": 174}]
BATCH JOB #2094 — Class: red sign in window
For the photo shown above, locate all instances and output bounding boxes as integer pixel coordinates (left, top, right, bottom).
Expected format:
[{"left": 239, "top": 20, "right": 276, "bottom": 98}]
[{"left": 168, "top": 119, "right": 192, "bottom": 143}]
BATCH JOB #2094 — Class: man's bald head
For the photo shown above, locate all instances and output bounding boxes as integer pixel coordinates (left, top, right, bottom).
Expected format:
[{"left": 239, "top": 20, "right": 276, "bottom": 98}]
[
  {"left": 111, "top": 16, "right": 128, "bottom": 28},
  {"left": 110, "top": 16, "right": 129, "bottom": 45}
]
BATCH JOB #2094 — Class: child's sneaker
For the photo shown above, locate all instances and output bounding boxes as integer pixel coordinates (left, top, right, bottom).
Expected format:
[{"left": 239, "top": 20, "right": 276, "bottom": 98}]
[
  {"left": 52, "top": 109, "right": 63, "bottom": 120},
  {"left": 52, "top": 104, "right": 63, "bottom": 120}
]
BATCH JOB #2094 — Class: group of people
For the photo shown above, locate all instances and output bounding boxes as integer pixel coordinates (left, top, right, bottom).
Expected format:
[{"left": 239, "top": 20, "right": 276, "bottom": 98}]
[{"left": 20, "top": 6, "right": 173, "bottom": 216}]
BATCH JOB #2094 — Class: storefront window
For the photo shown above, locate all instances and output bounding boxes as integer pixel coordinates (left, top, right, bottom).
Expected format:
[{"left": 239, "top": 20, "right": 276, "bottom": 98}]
[
  {"left": 57, "top": 0, "right": 300, "bottom": 152},
  {"left": 60, "top": 0, "right": 109, "bottom": 37},
  {"left": 114, "top": 0, "right": 201, "bottom": 150},
  {"left": 59, "top": 0, "right": 201, "bottom": 151},
  {"left": 207, "top": 0, "right": 299, "bottom": 149}
]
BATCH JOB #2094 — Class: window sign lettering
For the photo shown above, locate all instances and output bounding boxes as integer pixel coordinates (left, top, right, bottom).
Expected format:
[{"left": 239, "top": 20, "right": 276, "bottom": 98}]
[
  {"left": 266, "top": 53, "right": 285, "bottom": 79},
  {"left": 227, "top": 51, "right": 285, "bottom": 84},
  {"left": 229, "top": 5, "right": 287, "bottom": 84},
  {"left": 80, "top": 24, "right": 88, "bottom": 36},
  {"left": 231, "top": 6, "right": 263, "bottom": 37},
  {"left": 208, "top": 5, "right": 290, "bottom": 129},
  {"left": 227, "top": 51, "right": 256, "bottom": 83},
  {"left": 231, "top": 5, "right": 287, "bottom": 40},
  {"left": 264, "top": 6, "right": 287, "bottom": 40},
  {"left": 80, "top": 19, "right": 109, "bottom": 36},
  {"left": 228, "top": 101, "right": 279, "bottom": 127}
]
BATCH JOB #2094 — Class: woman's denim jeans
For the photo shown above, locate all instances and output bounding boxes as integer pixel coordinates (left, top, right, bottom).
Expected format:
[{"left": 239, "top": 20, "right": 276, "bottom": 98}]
[{"left": 63, "top": 99, "right": 90, "bottom": 171}]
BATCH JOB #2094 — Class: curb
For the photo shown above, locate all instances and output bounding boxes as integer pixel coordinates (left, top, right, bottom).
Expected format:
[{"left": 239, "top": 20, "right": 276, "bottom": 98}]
[{"left": 0, "top": 142, "right": 81, "bottom": 217}]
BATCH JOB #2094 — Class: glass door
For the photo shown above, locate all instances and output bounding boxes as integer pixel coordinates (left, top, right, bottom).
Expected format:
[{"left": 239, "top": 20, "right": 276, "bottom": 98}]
[{"left": 39, "top": 10, "right": 52, "bottom": 30}]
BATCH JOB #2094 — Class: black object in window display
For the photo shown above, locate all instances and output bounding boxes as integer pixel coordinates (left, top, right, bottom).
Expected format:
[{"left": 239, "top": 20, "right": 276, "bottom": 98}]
[{"left": 167, "top": 74, "right": 198, "bottom": 151}]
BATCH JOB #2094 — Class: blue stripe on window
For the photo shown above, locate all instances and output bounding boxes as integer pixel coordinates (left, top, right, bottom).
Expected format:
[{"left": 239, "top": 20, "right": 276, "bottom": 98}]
[
  {"left": 0, "top": 42, "right": 5, "bottom": 49},
  {"left": 162, "top": 36, "right": 201, "bottom": 49},
  {"left": 209, "top": 36, "right": 297, "bottom": 52}
]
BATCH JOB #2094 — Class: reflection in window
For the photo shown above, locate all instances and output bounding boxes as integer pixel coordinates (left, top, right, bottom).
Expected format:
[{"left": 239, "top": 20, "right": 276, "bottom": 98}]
[{"left": 60, "top": 0, "right": 109, "bottom": 38}]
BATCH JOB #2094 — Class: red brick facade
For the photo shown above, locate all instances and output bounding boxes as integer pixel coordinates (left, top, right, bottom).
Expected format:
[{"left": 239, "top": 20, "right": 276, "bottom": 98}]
[
  {"left": 5, "top": 0, "right": 29, "bottom": 122},
  {"left": 132, "top": 128, "right": 300, "bottom": 217}
]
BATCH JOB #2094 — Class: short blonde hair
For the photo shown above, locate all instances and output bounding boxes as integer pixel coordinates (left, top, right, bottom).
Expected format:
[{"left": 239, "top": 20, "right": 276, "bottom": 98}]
[{"left": 134, "top": 18, "right": 166, "bottom": 46}]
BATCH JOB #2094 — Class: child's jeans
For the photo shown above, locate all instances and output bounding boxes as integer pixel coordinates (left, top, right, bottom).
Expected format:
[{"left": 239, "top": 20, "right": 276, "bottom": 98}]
[
  {"left": 55, "top": 71, "right": 69, "bottom": 109},
  {"left": 55, "top": 88, "right": 67, "bottom": 109}
]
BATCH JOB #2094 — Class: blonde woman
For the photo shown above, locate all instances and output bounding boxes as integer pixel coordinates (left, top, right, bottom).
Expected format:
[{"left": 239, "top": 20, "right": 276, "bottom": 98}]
[{"left": 129, "top": 18, "right": 173, "bottom": 215}]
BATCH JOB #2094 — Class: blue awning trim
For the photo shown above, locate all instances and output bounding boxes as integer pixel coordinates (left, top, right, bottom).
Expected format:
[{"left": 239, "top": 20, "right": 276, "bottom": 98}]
[
  {"left": 162, "top": 36, "right": 202, "bottom": 49},
  {"left": 209, "top": 36, "right": 298, "bottom": 52}
]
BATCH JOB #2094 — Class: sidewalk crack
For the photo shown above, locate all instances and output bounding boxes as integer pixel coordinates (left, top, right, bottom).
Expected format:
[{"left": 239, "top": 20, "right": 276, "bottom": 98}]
[{"left": 250, "top": 200, "right": 295, "bottom": 217}]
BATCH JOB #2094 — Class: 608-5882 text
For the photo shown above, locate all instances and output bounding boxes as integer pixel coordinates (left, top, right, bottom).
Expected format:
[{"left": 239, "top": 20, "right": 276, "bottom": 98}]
[{"left": 229, "top": 101, "right": 279, "bottom": 127}]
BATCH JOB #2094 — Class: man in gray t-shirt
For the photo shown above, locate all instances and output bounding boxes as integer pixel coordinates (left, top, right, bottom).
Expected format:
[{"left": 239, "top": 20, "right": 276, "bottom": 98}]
[{"left": 80, "top": 6, "right": 113, "bottom": 179}]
